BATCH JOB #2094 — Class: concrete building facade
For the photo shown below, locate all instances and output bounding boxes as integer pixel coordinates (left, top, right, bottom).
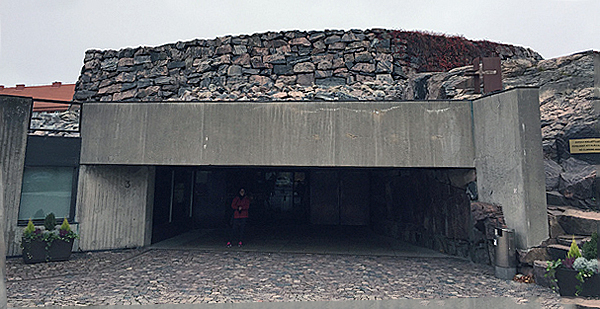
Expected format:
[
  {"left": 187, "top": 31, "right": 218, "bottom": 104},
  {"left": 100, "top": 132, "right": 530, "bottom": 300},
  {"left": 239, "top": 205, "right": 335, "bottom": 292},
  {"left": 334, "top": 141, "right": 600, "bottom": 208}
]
[{"left": 2, "top": 87, "right": 548, "bottom": 259}]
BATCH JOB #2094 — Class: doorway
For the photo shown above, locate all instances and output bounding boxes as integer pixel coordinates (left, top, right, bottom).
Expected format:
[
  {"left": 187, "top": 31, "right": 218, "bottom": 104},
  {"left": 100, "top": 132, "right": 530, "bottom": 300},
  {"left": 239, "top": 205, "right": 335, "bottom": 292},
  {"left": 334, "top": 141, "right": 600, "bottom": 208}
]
[
  {"left": 310, "top": 170, "right": 370, "bottom": 225},
  {"left": 151, "top": 167, "right": 313, "bottom": 243}
]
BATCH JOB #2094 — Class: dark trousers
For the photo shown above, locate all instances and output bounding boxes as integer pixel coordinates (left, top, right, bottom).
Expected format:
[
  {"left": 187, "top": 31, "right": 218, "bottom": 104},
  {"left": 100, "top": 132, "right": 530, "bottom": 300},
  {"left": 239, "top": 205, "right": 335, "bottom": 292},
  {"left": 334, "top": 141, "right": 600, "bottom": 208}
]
[{"left": 231, "top": 217, "right": 247, "bottom": 243}]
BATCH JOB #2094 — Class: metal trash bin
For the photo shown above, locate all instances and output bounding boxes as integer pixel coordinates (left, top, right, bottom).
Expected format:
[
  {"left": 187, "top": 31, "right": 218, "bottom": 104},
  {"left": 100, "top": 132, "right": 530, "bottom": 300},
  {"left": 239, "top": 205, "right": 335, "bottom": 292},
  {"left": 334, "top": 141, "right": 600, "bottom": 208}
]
[{"left": 494, "top": 227, "right": 516, "bottom": 280}]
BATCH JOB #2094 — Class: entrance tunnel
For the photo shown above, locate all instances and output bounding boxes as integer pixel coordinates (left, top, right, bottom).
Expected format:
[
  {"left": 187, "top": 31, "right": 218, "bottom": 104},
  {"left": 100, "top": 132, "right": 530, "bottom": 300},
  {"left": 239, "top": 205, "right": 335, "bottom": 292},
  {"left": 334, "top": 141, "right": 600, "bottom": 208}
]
[{"left": 151, "top": 166, "right": 474, "bottom": 255}]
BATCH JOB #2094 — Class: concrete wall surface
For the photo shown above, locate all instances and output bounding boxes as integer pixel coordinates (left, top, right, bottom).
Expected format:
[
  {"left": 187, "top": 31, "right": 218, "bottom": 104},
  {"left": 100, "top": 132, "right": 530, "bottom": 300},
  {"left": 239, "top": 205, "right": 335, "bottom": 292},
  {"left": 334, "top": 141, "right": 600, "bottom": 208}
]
[
  {"left": 594, "top": 52, "right": 599, "bottom": 122},
  {"left": 81, "top": 101, "right": 475, "bottom": 168},
  {"left": 76, "top": 165, "right": 154, "bottom": 251},
  {"left": 473, "top": 88, "right": 548, "bottom": 249},
  {"left": 594, "top": 51, "right": 599, "bottom": 98},
  {"left": 0, "top": 95, "right": 32, "bottom": 256}
]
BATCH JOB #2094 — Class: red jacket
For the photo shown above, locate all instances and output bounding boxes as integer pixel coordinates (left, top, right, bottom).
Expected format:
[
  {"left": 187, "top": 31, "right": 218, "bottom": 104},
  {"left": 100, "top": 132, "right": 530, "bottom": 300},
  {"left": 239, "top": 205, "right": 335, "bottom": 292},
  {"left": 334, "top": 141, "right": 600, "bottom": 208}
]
[{"left": 231, "top": 196, "right": 250, "bottom": 219}]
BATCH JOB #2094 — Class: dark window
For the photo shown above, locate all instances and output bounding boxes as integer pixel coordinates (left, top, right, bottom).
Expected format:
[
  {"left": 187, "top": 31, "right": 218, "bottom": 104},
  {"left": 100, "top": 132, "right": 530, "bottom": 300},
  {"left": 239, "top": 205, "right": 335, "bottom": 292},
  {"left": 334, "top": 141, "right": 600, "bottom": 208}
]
[{"left": 18, "top": 166, "right": 77, "bottom": 222}]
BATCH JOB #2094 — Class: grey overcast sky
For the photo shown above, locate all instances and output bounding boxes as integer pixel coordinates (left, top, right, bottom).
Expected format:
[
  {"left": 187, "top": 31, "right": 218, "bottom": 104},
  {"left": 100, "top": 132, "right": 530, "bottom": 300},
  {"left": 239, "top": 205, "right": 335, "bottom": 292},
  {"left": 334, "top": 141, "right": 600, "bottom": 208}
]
[{"left": 0, "top": 0, "right": 598, "bottom": 87}]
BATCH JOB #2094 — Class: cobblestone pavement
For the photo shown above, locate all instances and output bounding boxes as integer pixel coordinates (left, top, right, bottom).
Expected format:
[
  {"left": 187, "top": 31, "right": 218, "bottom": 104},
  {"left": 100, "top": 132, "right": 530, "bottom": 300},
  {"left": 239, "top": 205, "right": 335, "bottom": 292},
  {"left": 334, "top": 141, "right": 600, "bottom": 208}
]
[{"left": 6, "top": 248, "right": 563, "bottom": 308}]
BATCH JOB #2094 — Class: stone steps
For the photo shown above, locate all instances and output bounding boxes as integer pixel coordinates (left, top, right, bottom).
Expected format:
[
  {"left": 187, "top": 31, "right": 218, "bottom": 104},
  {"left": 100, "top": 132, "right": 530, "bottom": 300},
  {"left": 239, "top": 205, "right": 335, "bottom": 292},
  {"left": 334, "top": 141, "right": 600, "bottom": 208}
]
[
  {"left": 547, "top": 244, "right": 570, "bottom": 260},
  {"left": 548, "top": 206, "right": 600, "bottom": 237},
  {"left": 530, "top": 206, "right": 600, "bottom": 294}
]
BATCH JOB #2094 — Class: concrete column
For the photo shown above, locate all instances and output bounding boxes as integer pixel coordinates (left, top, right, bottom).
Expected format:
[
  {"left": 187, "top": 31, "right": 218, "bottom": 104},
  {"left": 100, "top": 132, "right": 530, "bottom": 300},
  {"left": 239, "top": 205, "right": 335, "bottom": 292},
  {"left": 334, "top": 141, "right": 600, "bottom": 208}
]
[
  {"left": 0, "top": 96, "right": 32, "bottom": 256},
  {"left": 0, "top": 161, "right": 6, "bottom": 309},
  {"left": 594, "top": 52, "right": 600, "bottom": 130},
  {"left": 473, "top": 88, "right": 548, "bottom": 249},
  {"left": 76, "top": 165, "right": 154, "bottom": 251},
  {"left": 0, "top": 95, "right": 30, "bottom": 309},
  {"left": 594, "top": 51, "right": 599, "bottom": 99}
]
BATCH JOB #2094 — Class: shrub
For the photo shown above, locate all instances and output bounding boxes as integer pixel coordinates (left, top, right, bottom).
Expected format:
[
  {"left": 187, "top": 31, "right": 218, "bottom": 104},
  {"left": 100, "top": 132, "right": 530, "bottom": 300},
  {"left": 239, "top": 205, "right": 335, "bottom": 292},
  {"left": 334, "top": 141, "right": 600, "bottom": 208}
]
[
  {"left": 44, "top": 213, "right": 56, "bottom": 231},
  {"left": 582, "top": 232, "right": 598, "bottom": 260},
  {"left": 24, "top": 219, "right": 35, "bottom": 235},
  {"left": 567, "top": 236, "right": 582, "bottom": 259}
]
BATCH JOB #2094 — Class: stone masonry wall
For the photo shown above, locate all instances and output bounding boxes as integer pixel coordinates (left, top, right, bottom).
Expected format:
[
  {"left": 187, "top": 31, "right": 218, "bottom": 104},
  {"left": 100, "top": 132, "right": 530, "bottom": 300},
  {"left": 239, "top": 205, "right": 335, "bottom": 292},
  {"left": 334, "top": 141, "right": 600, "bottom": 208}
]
[
  {"left": 74, "top": 29, "right": 541, "bottom": 102},
  {"left": 369, "top": 168, "right": 487, "bottom": 262}
]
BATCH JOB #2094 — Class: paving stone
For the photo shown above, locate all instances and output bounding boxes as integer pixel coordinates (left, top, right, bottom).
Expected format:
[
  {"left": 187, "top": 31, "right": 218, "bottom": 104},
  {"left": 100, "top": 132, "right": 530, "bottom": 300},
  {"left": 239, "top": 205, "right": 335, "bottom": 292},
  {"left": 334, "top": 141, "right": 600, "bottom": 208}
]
[{"left": 6, "top": 248, "right": 562, "bottom": 308}]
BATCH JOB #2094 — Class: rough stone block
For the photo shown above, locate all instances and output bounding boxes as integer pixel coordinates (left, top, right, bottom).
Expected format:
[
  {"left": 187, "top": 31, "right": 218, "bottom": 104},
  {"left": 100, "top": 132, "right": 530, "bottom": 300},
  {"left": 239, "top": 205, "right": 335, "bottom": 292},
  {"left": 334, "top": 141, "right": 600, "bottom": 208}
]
[
  {"left": 517, "top": 248, "right": 551, "bottom": 265},
  {"left": 273, "top": 64, "right": 294, "bottom": 75},
  {"left": 376, "top": 74, "right": 394, "bottom": 83},
  {"left": 354, "top": 52, "right": 373, "bottom": 63},
  {"left": 554, "top": 206, "right": 600, "bottom": 235},
  {"left": 293, "top": 62, "right": 315, "bottom": 73},
  {"left": 315, "top": 77, "right": 346, "bottom": 87},
  {"left": 287, "top": 55, "right": 311, "bottom": 65},
  {"left": 317, "top": 60, "right": 333, "bottom": 70},
  {"left": 352, "top": 63, "right": 376, "bottom": 73},
  {"left": 324, "top": 35, "right": 341, "bottom": 44},
  {"left": 113, "top": 89, "right": 137, "bottom": 101},
  {"left": 548, "top": 214, "right": 566, "bottom": 238},
  {"left": 290, "top": 37, "right": 311, "bottom": 46},
  {"left": 275, "top": 75, "right": 296, "bottom": 85},
  {"left": 314, "top": 70, "right": 332, "bottom": 79},
  {"left": 251, "top": 47, "right": 269, "bottom": 56},
  {"left": 250, "top": 56, "right": 268, "bottom": 69},
  {"left": 341, "top": 32, "right": 359, "bottom": 42},
  {"left": 242, "top": 68, "right": 260, "bottom": 75},
  {"left": 227, "top": 65, "right": 242, "bottom": 76},
  {"left": 215, "top": 44, "right": 232, "bottom": 55},
  {"left": 155, "top": 76, "right": 174, "bottom": 85},
  {"left": 120, "top": 83, "right": 136, "bottom": 91},
  {"left": 332, "top": 58, "right": 345, "bottom": 69},
  {"left": 263, "top": 54, "right": 286, "bottom": 64},
  {"left": 232, "top": 45, "right": 247, "bottom": 55},
  {"left": 376, "top": 60, "right": 393, "bottom": 73},
  {"left": 101, "top": 58, "right": 118, "bottom": 71},
  {"left": 133, "top": 55, "right": 151, "bottom": 65},
  {"left": 97, "top": 84, "right": 120, "bottom": 95},
  {"left": 73, "top": 90, "right": 96, "bottom": 100},
  {"left": 308, "top": 32, "right": 325, "bottom": 42},
  {"left": 213, "top": 54, "right": 231, "bottom": 65},
  {"left": 233, "top": 54, "right": 251, "bottom": 66},
  {"left": 118, "top": 58, "right": 134, "bottom": 67},
  {"left": 116, "top": 72, "right": 136, "bottom": 83},
  {"left": 328, "top": 42, "right": 346, "bottom": 50},
  {"left": 312, "top": 40, "right": 326, "bottom": 50},
  {"left": 249, "top": 75, "right": 272, "bottom": 87},
  {"left": 296, "top": 73, "right": 314, "bottom": 86}
]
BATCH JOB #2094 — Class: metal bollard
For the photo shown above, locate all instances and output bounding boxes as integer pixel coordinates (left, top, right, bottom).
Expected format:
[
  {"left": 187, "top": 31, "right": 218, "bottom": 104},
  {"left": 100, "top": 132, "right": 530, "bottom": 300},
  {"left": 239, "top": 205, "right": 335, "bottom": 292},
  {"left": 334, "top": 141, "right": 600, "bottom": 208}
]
[{"left": 494, "top": 227, "right": 516, "bottom": 280}]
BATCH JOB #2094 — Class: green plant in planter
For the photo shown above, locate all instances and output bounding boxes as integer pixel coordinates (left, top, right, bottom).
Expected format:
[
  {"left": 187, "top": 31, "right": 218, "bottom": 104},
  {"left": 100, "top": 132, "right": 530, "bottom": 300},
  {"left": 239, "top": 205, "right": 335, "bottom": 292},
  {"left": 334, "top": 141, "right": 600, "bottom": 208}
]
[
  {"left": 545, "top": 259, "right": 562, "bottom": 290},
  {"left": 21, "top": 213, "right": 79, "bottom": 263},
  {"left": 546, "top": 234, "right": 600, "bottom": 296},
  {"left": 44, "top": 212, "right": 56, "bottom": 231},
  {"left": 582, "top": 232, "right": 598, "bottom": 260},
  {"left": 567, "top": 236, "right": 582, "bottom": 259},
  {"left": 58, "top": 218, "right": 78, "bottom": 240}
]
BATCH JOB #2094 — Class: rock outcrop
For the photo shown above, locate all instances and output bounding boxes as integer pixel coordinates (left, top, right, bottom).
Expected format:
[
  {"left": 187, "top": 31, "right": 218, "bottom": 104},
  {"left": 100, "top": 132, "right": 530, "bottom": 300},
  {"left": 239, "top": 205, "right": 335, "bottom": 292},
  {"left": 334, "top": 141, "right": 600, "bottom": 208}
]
[{"left": 408, "top": 51, "right": 600, "bottom": 210}]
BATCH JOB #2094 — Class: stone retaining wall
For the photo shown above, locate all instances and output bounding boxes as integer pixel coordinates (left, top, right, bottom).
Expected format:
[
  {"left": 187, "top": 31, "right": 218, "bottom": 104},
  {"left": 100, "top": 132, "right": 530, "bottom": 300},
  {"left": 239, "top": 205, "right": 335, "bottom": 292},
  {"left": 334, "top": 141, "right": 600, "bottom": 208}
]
[
  {"left": 368, "top": 168, "right": 498, "bottom": 263},
  {"left": 74, "top": 29, "right": 541, "bottom": 102}
]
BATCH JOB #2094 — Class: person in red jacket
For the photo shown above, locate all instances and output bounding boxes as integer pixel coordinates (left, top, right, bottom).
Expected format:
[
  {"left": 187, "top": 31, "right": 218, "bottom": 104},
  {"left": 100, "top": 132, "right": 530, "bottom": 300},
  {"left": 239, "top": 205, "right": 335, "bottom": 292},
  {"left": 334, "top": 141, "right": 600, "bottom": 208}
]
[{"left": 227, "top": 188, "right": 250, "bottom": 247}]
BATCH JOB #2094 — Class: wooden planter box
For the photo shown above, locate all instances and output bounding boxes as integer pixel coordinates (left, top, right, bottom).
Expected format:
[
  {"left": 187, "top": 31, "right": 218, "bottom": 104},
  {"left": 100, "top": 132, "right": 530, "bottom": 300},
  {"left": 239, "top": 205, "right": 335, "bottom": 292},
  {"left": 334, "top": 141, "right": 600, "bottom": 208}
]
[
  {"left": 556, "top": 267, "right": 600, "bottom": 297},
  {"left": 22, "top": 238, "right": 74, "bottom": 264}
]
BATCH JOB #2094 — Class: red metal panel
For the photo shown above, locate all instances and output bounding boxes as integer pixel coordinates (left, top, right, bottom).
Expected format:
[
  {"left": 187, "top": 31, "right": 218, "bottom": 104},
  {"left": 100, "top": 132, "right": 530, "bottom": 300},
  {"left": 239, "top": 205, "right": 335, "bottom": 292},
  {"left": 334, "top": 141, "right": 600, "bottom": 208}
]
[{"left": 482, "top": 57, "right": 502, "bottom": 93}]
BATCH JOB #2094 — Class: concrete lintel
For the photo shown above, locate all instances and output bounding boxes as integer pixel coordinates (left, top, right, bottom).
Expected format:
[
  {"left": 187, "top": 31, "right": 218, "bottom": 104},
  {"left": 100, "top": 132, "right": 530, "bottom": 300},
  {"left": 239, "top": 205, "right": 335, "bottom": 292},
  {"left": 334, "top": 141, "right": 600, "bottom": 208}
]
[{"left": 80, "top": 101, "right": 475, "bottom": 168}]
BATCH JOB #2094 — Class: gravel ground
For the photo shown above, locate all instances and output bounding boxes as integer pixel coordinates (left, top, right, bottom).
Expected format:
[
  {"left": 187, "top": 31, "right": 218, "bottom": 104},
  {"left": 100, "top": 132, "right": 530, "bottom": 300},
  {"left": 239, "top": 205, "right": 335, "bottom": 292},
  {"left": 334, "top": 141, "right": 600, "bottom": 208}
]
[{"left": 6, "top": 248, "right": 562, "bottom": 308}]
